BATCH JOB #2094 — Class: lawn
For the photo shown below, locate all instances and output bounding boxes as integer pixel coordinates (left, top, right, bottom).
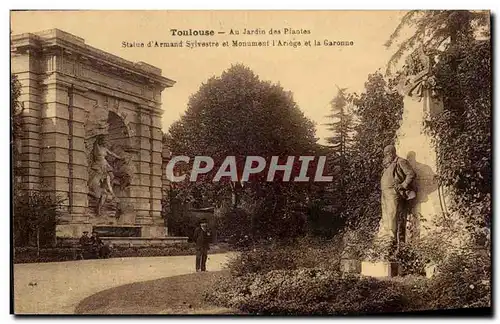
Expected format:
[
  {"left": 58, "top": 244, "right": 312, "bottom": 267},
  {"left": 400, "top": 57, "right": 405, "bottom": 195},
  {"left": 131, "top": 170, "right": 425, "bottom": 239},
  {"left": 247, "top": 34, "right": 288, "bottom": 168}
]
[{"left": 75, "top": 270, "right": 240, "bottom": 314}]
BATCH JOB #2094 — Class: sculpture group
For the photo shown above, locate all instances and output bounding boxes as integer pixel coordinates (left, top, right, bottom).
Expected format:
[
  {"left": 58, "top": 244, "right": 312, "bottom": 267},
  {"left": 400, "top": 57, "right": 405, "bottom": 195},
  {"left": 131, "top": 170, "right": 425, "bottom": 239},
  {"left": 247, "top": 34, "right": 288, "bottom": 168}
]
[{"left": 88, "top": 134, "right": 124, "bottom": 216}]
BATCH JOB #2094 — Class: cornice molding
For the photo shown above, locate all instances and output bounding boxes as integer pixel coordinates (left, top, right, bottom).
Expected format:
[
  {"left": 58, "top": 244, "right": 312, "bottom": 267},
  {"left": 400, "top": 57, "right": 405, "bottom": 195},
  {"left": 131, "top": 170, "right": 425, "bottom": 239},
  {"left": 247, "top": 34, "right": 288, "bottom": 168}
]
[{"left": 11, "top": 29, "right": 176, "bottom": 90}]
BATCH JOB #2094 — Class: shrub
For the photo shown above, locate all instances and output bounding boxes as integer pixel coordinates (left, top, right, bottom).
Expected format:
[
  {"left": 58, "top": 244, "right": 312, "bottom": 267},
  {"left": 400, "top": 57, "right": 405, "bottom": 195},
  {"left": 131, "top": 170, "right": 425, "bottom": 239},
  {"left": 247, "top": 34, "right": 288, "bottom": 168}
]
[
  {"left": 394, "top": 242, "right": 426, "bottom": 276},
  {"left": 426, "top": 38, "right": 491, "bottom": 229},
  {"left": 111, "top": 244, "right": 199, "bottom": 258},
  {"left": 13, "top": 243, "right": 231, "bottom": 264},
  {"left": 340, "top": 217, "right": 378, "bottom": 261},
  {"left": 165, "top": 202, "right": 199, "bottom": 239},
  {"left": 206, "top": 261, "right": 490, "bottom": 315},
  {"left": 14, "top": 247, "right": 79, "bottom": 263},
  {"left": 206, "top": 268, "right": 419, "bottom": 315},
  {"left": 13, "top": 190, "right": 64, "bottom": 249},
  {"left": 206, "top": 233, "right": 490, "bottom": 314},
  {"left": 215, "top": 208, "right": 254, "bottom": 248},
  {"left": 227, "top": 236, "right": 343, "bottom": 277},
  {"left": 425, "top": 249, "right": 491, "bottom": 309}
]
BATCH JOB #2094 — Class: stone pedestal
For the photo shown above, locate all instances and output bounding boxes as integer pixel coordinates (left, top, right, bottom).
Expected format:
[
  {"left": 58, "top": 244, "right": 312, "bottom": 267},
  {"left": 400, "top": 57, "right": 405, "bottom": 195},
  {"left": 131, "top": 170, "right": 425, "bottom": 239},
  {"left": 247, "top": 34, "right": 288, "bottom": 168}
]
[
  {"left": 56, "top": 224, "right": 93, "bottom": 238},
  {"left": 361, "top": 261, "right": 401, "bottom": 278},
  {"left": 425, "top": 263, "right": 438, "bottom": 278},
  {"left": 340, "top": 259, "right": 361, "bottom": 274},
  {"left": 141, "top": 225, "right": 168, "bottom": 238}
]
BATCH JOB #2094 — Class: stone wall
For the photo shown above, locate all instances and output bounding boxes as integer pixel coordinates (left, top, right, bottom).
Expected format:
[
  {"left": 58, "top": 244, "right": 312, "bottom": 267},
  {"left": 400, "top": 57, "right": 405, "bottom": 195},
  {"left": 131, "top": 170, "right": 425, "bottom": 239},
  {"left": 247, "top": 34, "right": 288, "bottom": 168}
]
[{"left": 395, "top": 90, "right": 444, "bottom": 240}]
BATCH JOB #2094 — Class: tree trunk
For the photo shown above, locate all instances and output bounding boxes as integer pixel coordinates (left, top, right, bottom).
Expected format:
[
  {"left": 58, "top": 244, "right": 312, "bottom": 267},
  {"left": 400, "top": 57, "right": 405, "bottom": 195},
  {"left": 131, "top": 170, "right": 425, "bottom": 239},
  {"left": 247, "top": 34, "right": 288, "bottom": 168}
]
[
  {"left": 230, "top": 182, "right": 240, "bottom": 208},
  {"left": 231, "top": 190, "right": 237, "bottom": 207},
  {"left": 53, "top": 231, "right": 57, "bottom": 247},
  {"left": 36, "top": 227, "right": 40, "bottom": 258}
]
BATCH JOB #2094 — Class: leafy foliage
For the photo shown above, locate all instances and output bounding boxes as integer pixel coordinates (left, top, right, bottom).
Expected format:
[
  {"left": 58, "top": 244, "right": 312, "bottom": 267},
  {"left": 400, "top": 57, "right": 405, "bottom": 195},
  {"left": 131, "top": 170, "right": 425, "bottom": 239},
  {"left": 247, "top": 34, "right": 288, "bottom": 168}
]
[
  {"left": 207, "top": 246, "right": 490, "bottom": 314},
  {"left": 428, "top": 38, "right": 491, "bottom": 230},
  {"left": 205, "top": 269, "right": 424, "bottom": 315},
  {"left": 14, "top": 243, "right": 232, "bottom": 263},
  {"left": 385, "top": 10, "right": 489, "bottom": 74},
  {"left": 166, "top": 64, "right": 331, "bottom": 243},
  {"left": 324, "top": 87, "right": 354, "bottom": 177},
  {"left": 426, "top": 250, "right": 491, "bottom": 309},
  {"left": 13, "top": 191, "right": 64, "bottom": 248},
  {"left": 341, "top": 72, "right": 404, "bottom": 231},
  {"left": 164, "top": 198, "right": 200, "bottom": 238},
  {"left": 11, "top": 73, "right": 24, "bottom": 180},
  {"left": 226, "top": 236, "right": 343, "bottom": 276}
]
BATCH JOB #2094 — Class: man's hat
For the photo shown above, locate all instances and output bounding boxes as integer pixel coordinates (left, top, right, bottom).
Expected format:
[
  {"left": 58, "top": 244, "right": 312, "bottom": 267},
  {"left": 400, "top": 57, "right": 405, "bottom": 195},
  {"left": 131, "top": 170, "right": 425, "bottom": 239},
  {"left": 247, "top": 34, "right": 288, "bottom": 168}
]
[
  {"left": 405, "top": 190, "right": 417, "bottom": 200},
  {"left": 398, "top": 189, "right": 416, "bottom": 201}
]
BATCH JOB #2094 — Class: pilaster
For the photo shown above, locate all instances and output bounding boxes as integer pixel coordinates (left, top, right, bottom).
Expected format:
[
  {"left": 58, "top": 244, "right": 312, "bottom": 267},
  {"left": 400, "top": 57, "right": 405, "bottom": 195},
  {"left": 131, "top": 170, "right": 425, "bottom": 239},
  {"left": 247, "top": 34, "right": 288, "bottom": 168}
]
[{"left": 11, "top": 49, "right": 43, "bottom": 190}]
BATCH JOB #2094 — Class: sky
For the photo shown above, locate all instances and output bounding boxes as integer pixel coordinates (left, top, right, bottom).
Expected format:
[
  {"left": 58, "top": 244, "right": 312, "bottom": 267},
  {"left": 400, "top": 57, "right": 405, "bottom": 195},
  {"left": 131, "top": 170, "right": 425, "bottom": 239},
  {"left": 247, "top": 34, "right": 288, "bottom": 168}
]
[{"left": 11, "top": 10, "right": 408, "bottom": 144}]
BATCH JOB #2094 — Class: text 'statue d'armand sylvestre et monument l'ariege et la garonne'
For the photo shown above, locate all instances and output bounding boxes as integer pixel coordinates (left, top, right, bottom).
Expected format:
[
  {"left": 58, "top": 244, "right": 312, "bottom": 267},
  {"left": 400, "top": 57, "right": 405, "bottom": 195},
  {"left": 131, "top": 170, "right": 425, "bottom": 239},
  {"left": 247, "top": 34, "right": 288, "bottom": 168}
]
[{"left": 11, "top": 29, "right": 184, "bottom": 244}]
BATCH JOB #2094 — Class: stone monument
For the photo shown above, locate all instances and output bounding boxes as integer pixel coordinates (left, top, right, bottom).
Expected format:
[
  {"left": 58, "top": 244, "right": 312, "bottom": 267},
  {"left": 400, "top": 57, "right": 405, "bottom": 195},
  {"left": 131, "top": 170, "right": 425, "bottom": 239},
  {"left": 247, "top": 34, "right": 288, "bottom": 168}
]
[
  {"left": 394, "top": 46, "right": 445, "bottom": 241},
  {"left": 361, "top": 47, "right": 445, "bottom": 277},
  {"left": 11, "top": 29, "right": 184, "bottom": 244}
]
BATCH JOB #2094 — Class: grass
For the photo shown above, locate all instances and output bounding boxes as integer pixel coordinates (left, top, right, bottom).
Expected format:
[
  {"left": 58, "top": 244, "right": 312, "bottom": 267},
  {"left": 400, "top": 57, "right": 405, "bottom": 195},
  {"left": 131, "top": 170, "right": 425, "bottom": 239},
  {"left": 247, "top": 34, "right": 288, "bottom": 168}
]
[{"left": 75, "top": 270, "right": 240, "bottom": 315}]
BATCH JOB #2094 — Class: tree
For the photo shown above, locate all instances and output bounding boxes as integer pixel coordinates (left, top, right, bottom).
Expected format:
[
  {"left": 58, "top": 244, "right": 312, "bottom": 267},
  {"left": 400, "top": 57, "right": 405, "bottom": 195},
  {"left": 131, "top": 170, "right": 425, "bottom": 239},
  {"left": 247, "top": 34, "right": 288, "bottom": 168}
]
[
  {"left": 385, "top": 10, "right": 489, "bottom": 74},
  {"left": 14, "top": 191, "right": 64, "bottom": 253},
  {"left": 167, "top": 64, "right": 322, "bottom": 243},
  {"left": 168, "top": 64, "right": 317, "bottom": 205},
  {"left": 12, "top": 72, "right": 27, "bottom": 248},
  {"left": 324, "top": 86, "right": 354, "bottom": 196},
  {"left": 11, "top": 73, "right": 23, "bottom": 181},
  {"left": 343, "top": 72, "right": 404, "bottom": 229}
]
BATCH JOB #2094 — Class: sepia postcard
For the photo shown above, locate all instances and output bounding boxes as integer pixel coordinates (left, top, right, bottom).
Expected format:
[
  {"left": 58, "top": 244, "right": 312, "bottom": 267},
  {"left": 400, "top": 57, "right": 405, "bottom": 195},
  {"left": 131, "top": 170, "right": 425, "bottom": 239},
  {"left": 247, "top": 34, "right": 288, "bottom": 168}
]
[{"left": 10, "top": 10, "right": 492, "bottom": 316}]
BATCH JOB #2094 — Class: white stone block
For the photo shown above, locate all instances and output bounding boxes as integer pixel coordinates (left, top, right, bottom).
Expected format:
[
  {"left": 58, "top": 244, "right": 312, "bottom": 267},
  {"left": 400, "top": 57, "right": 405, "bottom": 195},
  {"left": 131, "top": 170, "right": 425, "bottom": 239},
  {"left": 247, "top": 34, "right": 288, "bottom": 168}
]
[
  {"left": 141, "top": 225, "right": 167, "bottom": 238},
  {"left": 361, "top": 261, "right": 401, "bottom": 278},
  {"left": 56, "top": 224, "right": 92, "bottom": 238},
  {"left": 425, "top": 263, "right": 438, "bottom": 278}
]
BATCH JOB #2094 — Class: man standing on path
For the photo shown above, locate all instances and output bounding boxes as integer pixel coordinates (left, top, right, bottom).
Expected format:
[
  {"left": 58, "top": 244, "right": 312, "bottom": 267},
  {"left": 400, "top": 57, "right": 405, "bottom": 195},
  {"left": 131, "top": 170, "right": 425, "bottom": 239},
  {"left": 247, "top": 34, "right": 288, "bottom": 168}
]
[
  {"left": 79, "top": 231, "right": 92, "bottom": 259},
  {"left": 193, "top": 219, "right": 212, "bottom": 272}
]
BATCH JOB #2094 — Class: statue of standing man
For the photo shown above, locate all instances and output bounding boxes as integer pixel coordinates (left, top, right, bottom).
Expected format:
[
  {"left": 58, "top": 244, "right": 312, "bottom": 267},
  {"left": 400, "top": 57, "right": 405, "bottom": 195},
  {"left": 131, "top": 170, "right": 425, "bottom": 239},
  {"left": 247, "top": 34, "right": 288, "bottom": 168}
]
[{"left": 378, "top": 145, "right": 416, "bottom": 252}]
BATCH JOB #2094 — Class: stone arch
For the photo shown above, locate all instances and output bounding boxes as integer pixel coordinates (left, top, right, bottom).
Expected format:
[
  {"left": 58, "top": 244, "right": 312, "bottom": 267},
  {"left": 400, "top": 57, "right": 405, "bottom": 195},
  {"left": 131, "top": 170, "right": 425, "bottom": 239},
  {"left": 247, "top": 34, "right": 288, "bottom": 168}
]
[{"left": 106, "top": 111, "right": 132, "bottom": 150}]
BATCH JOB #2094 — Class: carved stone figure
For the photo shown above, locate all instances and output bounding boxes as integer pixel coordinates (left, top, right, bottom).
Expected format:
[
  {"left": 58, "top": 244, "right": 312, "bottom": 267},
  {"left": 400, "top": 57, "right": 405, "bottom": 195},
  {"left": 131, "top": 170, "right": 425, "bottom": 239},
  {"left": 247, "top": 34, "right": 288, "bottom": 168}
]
[
  {"left": 88, "top": 134, "right": 124, "bottom": 216},
  {"left": 401, "top": 46, "right": 438, "bottom": 99}
]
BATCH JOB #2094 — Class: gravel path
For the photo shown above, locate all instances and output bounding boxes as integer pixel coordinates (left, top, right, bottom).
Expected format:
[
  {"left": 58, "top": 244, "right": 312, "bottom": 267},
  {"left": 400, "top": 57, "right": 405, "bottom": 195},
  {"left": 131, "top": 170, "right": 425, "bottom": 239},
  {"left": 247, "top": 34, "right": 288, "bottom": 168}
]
[{"left": 13, "top": 253, "right": 234, "bottom": 314}]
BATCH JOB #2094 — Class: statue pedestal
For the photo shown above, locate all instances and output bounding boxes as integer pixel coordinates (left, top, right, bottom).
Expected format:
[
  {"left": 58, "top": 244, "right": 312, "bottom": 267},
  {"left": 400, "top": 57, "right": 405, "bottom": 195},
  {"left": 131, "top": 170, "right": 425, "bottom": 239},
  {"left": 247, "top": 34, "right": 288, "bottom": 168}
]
[
  {"left": 56, "top": 223, "right": 93, "bottom": 238},
  {"left": 361, "top": 261, "right": 401, "bottom": 278},
  {"left": 425, "top": 263, "right": 438, "bottom": 278},
  {"left": 340, "top": 259, "right": 361, "bottom": 274}
]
